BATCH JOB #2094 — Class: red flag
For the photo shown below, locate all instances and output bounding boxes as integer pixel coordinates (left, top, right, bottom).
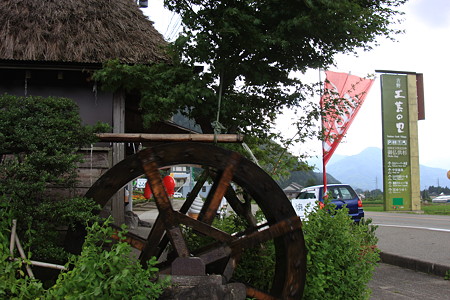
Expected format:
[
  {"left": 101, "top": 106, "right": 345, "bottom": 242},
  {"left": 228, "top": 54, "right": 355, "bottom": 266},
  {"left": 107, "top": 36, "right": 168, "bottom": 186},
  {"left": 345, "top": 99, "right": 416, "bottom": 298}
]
[
  {"left": 321, "top": 71, "right": 374, "bottom": 166},
  {"left": 321, "top": 71, "right": 374, "bottom": 197}
]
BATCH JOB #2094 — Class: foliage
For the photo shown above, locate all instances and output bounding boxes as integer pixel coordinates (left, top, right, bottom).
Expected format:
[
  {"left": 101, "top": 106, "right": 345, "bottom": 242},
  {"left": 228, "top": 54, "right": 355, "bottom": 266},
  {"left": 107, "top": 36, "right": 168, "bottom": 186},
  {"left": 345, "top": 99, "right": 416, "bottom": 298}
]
[
  {"left": 16, "top": 197, "right": 101, "bottom": 263},
  {"left": 165, "top": 0, "right": 405, "bottom": 137},
  {"left": 187, "top": 207, "right": 378, "bottom": 297},
  {"left": 0, "top": 94, "right": 109, "bottom": 263},
  {"left": 0, "top": 209, "right": 167, "bottom": 299},
  {"left": 0, "top": 94, "right": 108, "bottom": 189},
  {"left": 302, "top": 202, "right": 379, "bottom": 299},
  {"left": 362, "top": 189, "right": 383, "bottom": 201},
  {"left": 421, "top": 189, "right": 431, "bottom": 201},
  {"left": 216, "top": 211, "right": 275, "bottom": 291},
  {"left": 183, "top": 210, "right": 275, "bottom": 291},
  {"left": 221, "top": 137, "right": 313, "bottom": 180},
  {"left": 426, "top": 186, "right": 450, "bottom": 196},
  {"left": 46, "top": 219, "right": 169, "bottom": 300},
  {"left": 0, "top": 201, "right": 45, "bottom": 299},
  {"left": 94, "top": 0, "right": 407, "bottom": 173}
]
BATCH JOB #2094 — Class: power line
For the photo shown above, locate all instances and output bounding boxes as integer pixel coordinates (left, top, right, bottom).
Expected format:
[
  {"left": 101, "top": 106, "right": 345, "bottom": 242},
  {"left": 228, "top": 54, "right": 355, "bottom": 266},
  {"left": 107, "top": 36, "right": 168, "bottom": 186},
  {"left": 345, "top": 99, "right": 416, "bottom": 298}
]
[
  {"left": 164, "top": 12, "right": 176, "bottom": 37},
  {"left": 167, "top": 16, "right": 182, "bottom": 41}
]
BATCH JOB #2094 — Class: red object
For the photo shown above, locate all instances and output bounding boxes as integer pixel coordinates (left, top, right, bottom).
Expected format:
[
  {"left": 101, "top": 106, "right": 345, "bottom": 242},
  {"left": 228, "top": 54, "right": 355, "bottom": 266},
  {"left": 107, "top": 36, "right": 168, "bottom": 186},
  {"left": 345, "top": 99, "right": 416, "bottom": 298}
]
[
  {"left": 320, "top": 71, "right": 374, "bottom": 195},
  {"left": 163, "top": 175, "right": 175, "bottom": 196},
  {"left": 144, "top": 182, "right": 152, "bottom": 199},
  {"left": 358, "top": 198, "right": 363, "bottom": 208},
  {"left": 320, "top": 71, "right": 374, "bottom": 166}
]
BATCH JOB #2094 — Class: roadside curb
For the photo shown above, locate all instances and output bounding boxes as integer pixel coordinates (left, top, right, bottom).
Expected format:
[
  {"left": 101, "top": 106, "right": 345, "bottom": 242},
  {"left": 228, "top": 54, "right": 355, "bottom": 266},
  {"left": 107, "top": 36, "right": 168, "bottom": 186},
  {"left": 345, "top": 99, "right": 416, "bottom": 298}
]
[{"left": 380, "top": 252, "right": 449, "bottom": 277}]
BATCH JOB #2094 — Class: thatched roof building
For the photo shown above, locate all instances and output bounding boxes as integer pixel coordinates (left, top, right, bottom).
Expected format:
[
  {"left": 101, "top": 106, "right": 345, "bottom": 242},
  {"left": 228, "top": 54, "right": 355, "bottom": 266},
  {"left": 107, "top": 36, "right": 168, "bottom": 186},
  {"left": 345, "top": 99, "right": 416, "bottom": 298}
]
[
  {"left": 0, "top": 0, "right": 178, "bottom": 224},
  {"left": 0, "top": 0, "right": 168, "bottom": 65}
]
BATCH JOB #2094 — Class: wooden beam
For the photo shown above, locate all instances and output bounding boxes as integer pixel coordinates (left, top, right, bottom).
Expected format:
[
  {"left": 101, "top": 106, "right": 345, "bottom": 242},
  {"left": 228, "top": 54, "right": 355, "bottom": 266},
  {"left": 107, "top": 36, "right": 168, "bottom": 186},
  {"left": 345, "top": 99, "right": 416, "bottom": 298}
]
[
  {"left": 111, "top": 90, "right": 126, "bottom": 225},
  {"left": 96, "top": 133, "right": 244, "bottom": 143}
]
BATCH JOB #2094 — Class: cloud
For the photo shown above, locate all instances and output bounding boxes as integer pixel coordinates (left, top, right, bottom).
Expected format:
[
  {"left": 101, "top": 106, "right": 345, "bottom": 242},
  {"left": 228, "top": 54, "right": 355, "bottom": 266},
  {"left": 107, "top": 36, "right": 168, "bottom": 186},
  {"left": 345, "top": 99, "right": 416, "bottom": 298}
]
[{"left": 410, "top": 0, "right": 450, "bottom": 28}]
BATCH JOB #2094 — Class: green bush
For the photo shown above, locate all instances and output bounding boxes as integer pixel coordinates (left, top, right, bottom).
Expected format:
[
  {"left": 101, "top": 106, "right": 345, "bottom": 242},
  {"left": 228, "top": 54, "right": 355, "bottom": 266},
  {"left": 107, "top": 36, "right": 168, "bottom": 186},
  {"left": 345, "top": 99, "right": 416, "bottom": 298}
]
[
  {"left": 205, "top": 211, "right": 275, "bottom": 291},
  {"left": 18, "top": 197, "right": 101, "bottom": 263},
  {"left": 0, "top": 94, "right": 108, "bottom": 263},
  {"left": 0, "top": 208, "right": 167, "bottom": 299},
  {"left": 0, "top": 201, "right": 45, "bottom": 299},
  {"left": 302, "top": 202, "right": 379, "bottom": 299},
  {"left": 46, "top": 219, "right": 169, "bottom": 300},
  {"left": 206, "top": 203, "right": 379, "bottom": 299}
]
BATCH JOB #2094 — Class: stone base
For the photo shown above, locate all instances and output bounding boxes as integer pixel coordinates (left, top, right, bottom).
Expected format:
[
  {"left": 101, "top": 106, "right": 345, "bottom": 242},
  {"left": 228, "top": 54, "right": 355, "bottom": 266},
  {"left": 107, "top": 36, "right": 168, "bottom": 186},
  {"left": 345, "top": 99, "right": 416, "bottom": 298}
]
[{"left": 160, "top": 275, "right": 246, "bottom": 300}]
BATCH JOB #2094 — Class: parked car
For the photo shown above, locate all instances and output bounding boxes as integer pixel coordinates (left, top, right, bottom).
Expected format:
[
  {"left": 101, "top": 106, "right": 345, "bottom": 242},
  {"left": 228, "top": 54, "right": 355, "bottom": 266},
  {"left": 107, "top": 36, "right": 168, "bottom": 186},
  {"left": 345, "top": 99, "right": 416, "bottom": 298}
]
[
  {"left": 173, "top": 192, "right": 183, "bottom": 198},
  {"left": 291, "top": 184, "right": 364, "bottom": 222}
]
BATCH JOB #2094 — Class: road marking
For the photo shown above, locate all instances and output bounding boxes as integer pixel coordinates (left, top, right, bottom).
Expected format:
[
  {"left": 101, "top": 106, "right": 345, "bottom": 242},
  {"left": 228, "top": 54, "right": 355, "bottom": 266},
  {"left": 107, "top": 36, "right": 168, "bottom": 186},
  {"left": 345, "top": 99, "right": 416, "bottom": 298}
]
[
  {"left": 374, "top": 223, "right": 450, "bottom": 232},
  {"left": 367, "top": 213, "right": 450, "bottom": 222}
]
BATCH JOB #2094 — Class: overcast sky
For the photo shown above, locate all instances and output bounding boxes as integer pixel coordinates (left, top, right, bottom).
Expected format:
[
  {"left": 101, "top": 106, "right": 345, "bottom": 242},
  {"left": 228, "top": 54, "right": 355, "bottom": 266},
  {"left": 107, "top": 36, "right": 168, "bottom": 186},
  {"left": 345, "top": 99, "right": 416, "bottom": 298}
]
[
  {"left": 328, "top": 0, "right": 450, "bottom": 170},
  {"left": 142, "top": 0, "right": 450, "bottom": 170}
]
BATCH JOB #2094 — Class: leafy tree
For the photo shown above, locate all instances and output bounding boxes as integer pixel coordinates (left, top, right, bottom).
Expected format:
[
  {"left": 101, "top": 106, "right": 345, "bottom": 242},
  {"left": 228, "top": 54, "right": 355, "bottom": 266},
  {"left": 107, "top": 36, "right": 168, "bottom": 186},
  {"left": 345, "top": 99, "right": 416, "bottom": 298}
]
[
  {"left": 0, "top": 94, "right": 108, "bottom": 263},
  {"left": 421, "top": 189, "right": 431, "bottom": 201},
  {"left": 427, "top": 185, "right": 450, "bottom": 196},
  {"left": 94, "top": 0, "right": 406, "bottom": 172}
]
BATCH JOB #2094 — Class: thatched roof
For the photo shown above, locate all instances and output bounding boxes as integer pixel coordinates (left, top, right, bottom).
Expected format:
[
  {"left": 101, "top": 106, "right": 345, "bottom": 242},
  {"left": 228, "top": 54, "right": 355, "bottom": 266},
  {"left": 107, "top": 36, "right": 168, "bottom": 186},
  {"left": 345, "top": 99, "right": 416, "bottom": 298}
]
[{"left": 0, "top": 0, "right": 168, "bottom": 64}]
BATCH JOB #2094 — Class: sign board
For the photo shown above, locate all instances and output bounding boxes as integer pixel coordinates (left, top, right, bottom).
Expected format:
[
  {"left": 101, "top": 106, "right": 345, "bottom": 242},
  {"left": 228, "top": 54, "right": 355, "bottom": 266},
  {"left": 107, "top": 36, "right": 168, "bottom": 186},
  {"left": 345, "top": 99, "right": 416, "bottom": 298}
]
[
  {"left": 291, "top": 199, "right": 316, "bottom": 221},
  {"left": 135, "top": 178, "right": 147, "bottom": 189},
  {"left": 381, "top": 74, "right": 420, "bottom": 211}
]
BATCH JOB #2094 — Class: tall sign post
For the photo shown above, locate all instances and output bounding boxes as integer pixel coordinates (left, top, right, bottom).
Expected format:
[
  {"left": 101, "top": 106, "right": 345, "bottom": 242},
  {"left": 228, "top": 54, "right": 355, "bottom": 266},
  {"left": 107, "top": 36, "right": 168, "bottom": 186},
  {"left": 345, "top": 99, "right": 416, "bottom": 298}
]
[{"left": 379, "top": 71, "right": 423, "bottom": 211}]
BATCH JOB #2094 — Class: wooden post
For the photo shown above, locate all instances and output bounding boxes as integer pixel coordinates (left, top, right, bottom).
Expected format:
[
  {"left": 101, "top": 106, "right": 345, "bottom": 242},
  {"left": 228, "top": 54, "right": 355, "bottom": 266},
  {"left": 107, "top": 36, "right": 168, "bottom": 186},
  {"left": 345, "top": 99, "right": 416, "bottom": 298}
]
[
  {"left": 95, "top": 133, "right": 244, "bottom": 143},
  {"left": 112, "top": 90, "right": 125, "bottom": 225}
]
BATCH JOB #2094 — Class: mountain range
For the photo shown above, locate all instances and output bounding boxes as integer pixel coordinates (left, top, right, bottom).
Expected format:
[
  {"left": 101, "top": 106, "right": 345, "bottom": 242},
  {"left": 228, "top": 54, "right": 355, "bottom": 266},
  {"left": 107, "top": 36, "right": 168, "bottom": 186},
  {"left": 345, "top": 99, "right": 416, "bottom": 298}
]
[{"left": 315, "top": 147, "right": 449, "bottom": 191}]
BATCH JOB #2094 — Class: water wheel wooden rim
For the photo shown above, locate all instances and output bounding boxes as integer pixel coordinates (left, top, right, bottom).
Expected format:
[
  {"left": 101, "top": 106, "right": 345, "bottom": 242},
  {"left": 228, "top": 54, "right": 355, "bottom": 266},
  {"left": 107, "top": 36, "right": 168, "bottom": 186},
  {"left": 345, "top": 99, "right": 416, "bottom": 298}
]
[{"left": 84, "top": 142, "right": 306, "bottom": 299}]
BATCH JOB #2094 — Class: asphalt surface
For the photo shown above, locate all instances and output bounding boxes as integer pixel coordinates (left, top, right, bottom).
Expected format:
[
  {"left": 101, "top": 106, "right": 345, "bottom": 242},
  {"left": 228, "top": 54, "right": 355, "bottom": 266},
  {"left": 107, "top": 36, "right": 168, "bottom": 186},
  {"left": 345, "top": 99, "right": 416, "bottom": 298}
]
[
  {"left": 369, "top": 263, "right": 450, "bottom": 300},
  {"left": 366, "top": 211, "right": 450, "bottom": 299},
  {"left": 366, "top": 211, "right": 450, "bottom": 277}
]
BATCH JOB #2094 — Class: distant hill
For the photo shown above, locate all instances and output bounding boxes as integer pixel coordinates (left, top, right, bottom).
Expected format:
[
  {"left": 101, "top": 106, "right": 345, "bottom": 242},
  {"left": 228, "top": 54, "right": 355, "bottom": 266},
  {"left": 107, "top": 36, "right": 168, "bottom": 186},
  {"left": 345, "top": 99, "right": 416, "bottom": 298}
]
[
  {"left": 326, "top": 147, "right": 450, "bottom": 191},
  {"left": 307, "top": 153, "right": 347, "bottom": 171},
  {"left": 277, "top": 169, "right": 340, "bottom": 189},
  {"left": 327, "top": 147, "right": 382, "bottom": 191}
]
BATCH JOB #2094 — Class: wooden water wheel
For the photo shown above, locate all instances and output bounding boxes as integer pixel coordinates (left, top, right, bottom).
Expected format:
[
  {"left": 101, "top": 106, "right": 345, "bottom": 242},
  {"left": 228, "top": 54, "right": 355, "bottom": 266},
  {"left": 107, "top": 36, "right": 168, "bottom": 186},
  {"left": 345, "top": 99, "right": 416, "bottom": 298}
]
[{"left": 84, "top": 142, "right": 306, "bottom": 299}]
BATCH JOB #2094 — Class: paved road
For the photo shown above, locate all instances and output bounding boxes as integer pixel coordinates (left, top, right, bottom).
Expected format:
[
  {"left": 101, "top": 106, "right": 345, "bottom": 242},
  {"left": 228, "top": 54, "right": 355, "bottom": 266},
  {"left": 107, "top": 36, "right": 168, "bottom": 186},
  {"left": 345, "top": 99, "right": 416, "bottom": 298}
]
[
  {"left": 366, "top": 211, "right": 450, "bottom": 299},
  {"left": 365, "top": 211, "right": 450, "bottom": 274},
  {"left": 369, "top": 263, "right": 450, "bottom": 300},
  {"left": 366, "top": 211, "right": 450, "bottom": 230}
]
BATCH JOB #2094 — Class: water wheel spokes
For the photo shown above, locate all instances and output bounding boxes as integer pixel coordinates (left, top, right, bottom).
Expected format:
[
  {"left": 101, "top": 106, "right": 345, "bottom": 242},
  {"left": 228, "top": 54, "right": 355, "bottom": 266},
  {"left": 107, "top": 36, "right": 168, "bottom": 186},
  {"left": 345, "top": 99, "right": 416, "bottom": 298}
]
[{"left": 84, "top": 142, "right": 306, "bottom": 299}]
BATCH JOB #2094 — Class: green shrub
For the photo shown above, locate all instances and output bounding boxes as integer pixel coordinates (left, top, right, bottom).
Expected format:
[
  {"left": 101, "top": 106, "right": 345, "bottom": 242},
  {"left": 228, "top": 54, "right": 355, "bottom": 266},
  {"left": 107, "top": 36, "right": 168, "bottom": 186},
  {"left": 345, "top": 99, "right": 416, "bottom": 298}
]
[
  {"left": 19, "top": 197, "right": 101, "bottom": 264},
  {"left": 0, "top": 201, "right": 45, "bottom": 299},
  {"left": 302, "top": 201, "right": 379, "bottom": 299},
  {"left": 0, "top": 209, "right": 167, "bottom": 299},
  {"left": 46, "top": 219, "right": 169, "bottom": 300},
  {"left": 215, "top": 211, "right": 275, "bottom": 291},
  {"left": 205, "top": 203, "right": 379, "bottom": 299},
  {"left": 0, "top": 94, "right": 108, "bottom": 263}
]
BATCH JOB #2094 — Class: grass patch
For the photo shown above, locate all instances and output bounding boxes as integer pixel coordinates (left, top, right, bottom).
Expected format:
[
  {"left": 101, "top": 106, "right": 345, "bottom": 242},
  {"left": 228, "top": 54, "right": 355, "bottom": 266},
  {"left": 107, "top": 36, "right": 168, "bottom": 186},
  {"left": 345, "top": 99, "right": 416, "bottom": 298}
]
[
  {"left": 363, "top": 205, "right": 384, "bottom": 212},
  {"left": 422, "top": 203, "right": 450, "bottom": 215}
]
